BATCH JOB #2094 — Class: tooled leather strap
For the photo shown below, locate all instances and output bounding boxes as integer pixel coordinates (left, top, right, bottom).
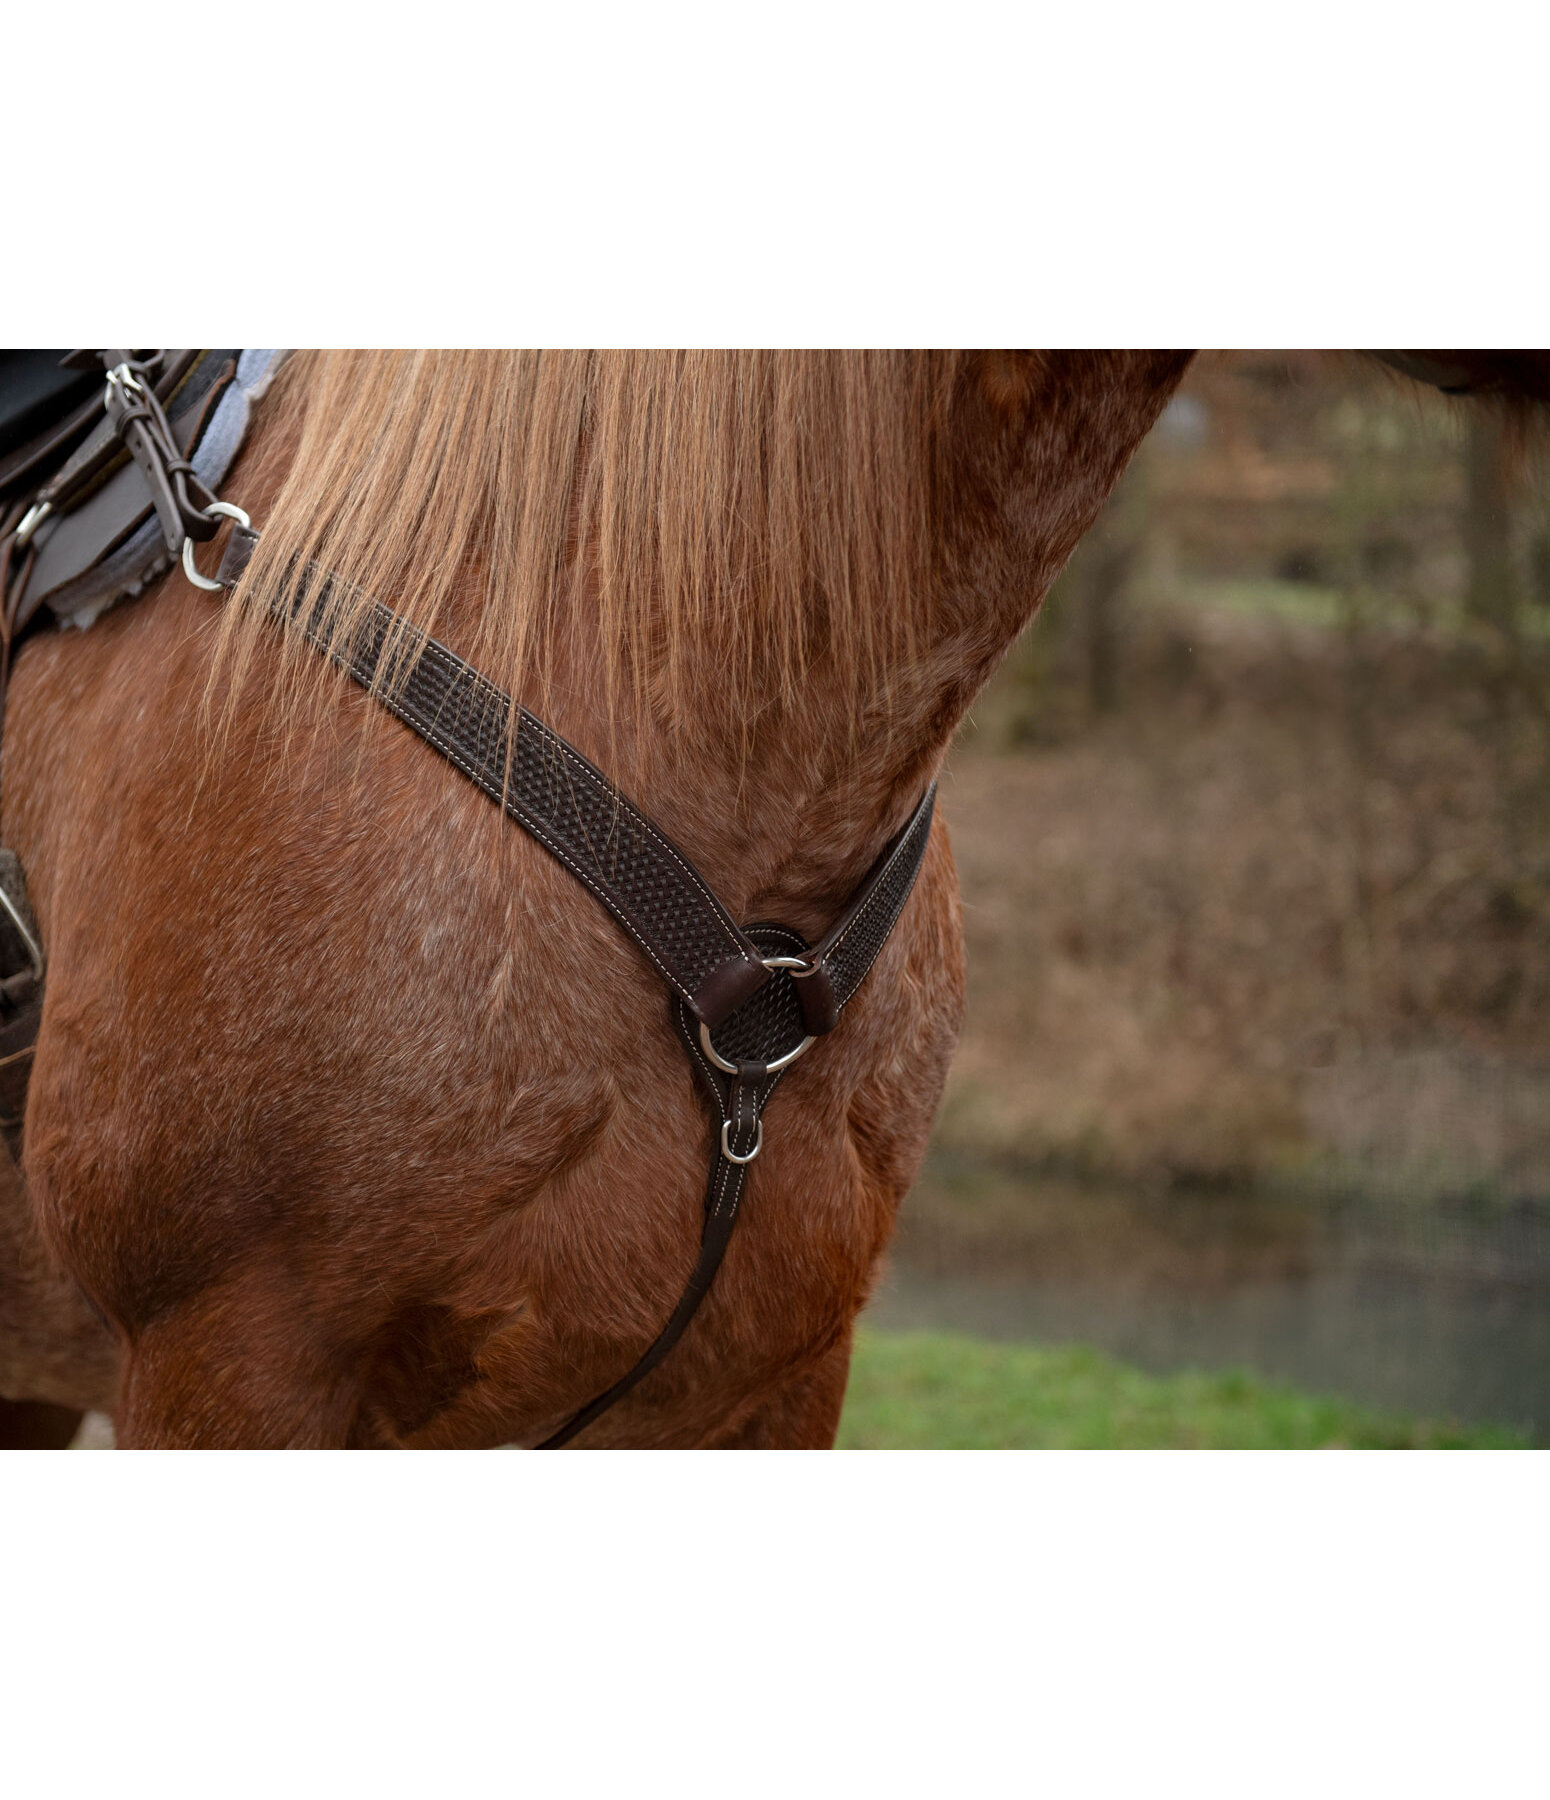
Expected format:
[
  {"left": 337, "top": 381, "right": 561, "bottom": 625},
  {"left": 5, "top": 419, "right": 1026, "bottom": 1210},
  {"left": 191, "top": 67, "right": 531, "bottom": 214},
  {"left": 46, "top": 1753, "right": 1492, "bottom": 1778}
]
[
  {"left": 783, "top": 784, "right": 936, "bottom": 1037},
  {"left": 214, "top": 519, "right": 936, "bottom": 1446},
  {"left": 219, "top": 525, "right": 771, "bottom": 1030}
]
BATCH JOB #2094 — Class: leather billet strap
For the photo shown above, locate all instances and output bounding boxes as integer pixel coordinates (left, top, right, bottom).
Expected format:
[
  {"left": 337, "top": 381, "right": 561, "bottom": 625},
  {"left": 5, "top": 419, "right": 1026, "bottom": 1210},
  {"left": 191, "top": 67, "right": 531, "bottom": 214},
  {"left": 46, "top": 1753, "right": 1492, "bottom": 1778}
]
[
  {"left": 100, "top": 359, "right": 223, "bottom": 554},
  {"left": 209, "top": 519, "right": 938, "bottom": 1446},
  {"left": 0, "top": 352, "right": 201, "bottom": 513}
]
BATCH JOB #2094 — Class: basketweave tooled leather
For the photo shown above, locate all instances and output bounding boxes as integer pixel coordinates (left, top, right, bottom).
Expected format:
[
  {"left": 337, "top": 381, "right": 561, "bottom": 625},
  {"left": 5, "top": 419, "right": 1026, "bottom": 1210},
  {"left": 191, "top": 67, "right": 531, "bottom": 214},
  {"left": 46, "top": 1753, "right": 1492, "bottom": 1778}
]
[{"left": 214, "top": 518, "right": 936, "bottom": 1445}]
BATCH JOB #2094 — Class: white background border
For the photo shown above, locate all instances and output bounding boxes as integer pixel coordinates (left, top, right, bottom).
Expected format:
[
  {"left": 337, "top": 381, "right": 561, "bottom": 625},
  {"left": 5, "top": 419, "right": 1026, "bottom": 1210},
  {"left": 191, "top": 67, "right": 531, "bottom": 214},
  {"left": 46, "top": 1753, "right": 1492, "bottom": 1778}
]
[{"left": 5, "top": 3, "right": 1547, "bottom": 1793}]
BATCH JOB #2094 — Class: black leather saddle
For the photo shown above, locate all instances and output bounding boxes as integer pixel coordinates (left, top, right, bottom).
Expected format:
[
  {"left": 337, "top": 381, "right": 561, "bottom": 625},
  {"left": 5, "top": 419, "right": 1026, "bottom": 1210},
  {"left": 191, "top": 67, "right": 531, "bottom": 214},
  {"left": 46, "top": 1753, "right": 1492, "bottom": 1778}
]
[
  {"left": 0, "top": 349, "right": 284, "bottom": 637},
  {"left": 0, "top": 352, "right": 101, "bottom": 463}
]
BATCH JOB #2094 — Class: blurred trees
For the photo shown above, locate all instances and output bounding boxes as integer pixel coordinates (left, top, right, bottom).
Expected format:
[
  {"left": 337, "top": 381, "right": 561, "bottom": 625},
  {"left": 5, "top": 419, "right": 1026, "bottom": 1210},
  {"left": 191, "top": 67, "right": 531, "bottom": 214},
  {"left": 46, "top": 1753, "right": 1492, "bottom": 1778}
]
[
  {"left": 1465, "top": 410, "right": 1517, "bottom": 628},
  {"left": 950, "top": 353, "right": 1550, "bottom": 1195}
]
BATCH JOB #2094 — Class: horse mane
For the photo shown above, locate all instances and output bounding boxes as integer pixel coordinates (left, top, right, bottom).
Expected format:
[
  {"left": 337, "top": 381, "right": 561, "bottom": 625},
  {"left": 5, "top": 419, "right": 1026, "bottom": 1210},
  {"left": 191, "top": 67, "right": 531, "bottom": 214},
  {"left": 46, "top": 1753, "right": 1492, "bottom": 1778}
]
[{"left": 218, "top": 350, "right": 967, "bottom": 761}]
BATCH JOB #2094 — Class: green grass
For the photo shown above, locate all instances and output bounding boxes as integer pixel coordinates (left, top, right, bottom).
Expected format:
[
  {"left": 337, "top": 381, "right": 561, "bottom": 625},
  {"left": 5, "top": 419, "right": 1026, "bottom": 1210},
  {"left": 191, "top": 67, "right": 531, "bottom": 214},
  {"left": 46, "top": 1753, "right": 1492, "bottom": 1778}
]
[{"left": 836, "top": 1331, "right": 1531, "bottom": 1449}]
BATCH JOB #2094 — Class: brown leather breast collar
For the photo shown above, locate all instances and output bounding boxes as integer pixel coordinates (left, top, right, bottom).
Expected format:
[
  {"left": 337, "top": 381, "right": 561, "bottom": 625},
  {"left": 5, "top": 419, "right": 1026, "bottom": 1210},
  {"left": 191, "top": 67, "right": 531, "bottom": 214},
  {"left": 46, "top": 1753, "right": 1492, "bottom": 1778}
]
[
  {"left": 0, "top": 354, "right": 936, "bottom": 1447},
  {"left": 212, "top": 524, "right": 935, "bottom": 1446}
]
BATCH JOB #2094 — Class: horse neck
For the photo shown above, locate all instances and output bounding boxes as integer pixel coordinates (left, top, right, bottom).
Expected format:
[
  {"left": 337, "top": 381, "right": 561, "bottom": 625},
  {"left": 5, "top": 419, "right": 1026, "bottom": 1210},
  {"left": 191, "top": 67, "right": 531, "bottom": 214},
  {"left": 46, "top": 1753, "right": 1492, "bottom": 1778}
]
[{"left": 542, "top": 351, "right": 1195, "bottom": 936}]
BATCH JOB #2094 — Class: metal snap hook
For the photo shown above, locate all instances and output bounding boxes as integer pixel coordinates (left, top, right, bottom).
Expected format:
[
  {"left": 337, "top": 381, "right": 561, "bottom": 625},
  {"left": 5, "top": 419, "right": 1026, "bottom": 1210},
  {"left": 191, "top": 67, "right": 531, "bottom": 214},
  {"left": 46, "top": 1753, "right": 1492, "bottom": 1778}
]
[{"left": 104, "top": 363, "right": 144, "bottom": 398}]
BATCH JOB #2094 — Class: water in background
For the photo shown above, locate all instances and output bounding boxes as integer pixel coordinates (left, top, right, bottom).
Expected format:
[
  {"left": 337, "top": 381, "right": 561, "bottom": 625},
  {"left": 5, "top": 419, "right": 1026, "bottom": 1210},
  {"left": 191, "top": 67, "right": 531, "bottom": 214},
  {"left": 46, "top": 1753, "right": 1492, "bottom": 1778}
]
[{"left": 868, "top": 1141, "right": 1550, "bottom": 1442}]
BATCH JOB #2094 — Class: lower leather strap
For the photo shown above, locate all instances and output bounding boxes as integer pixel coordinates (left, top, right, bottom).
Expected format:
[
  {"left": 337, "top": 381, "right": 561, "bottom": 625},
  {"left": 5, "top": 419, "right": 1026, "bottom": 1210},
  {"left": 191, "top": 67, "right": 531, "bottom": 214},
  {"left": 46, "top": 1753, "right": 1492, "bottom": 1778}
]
[{"left": 536, "top": 1068, "right": 771, "bottom": 1449}]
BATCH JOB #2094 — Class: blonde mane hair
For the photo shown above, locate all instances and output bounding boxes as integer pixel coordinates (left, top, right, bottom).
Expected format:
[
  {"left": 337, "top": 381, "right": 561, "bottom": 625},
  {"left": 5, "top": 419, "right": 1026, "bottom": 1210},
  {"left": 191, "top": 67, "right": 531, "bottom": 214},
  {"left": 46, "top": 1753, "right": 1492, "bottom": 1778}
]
[{"left": 221, "top": 350, "right": 966, "bottom": 760}]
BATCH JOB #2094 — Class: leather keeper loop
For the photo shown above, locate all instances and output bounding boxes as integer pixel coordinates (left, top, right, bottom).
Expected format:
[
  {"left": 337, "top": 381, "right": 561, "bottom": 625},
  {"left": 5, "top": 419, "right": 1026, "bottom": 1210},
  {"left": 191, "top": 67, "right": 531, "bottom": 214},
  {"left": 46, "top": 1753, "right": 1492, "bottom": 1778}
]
[
  {"left": 793, "top": 960, "right": 839, "bottom": 1036},
  {"left": 693, "top": 953, "right": 772, "bottom": 1030}
]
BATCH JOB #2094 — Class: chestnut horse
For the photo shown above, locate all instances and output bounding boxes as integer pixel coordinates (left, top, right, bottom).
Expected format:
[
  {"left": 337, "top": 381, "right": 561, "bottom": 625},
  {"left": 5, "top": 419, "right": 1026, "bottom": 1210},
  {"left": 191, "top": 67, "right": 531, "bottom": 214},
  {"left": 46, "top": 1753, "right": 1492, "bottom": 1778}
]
[{"left": 0, "top": 349, "right": 1534, "bottom": 1448}]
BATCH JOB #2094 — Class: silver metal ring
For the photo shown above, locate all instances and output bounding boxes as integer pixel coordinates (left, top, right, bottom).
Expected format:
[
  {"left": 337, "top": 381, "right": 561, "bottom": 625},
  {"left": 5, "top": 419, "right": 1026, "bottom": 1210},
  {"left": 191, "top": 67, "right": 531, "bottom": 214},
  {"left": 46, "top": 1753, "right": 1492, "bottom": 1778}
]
[
  {"left": 760, "top": 953, "right": 820, "bottom": 976},
  {"left": 181, "top": 502, "right": 252, "bottom": 592},
  {"left": 698, "top": 1019, "right": 816, "bottom": 1077},
  {"left": 720, "top": 1118, "right": 763, "bottom": 1164}
]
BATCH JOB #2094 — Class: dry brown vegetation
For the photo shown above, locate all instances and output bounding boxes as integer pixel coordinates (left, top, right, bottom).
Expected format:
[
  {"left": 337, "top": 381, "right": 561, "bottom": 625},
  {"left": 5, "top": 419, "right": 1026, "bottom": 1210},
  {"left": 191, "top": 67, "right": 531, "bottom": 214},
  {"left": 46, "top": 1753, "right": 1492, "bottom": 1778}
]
[{"left": 929, "top": 353, "right": 1550, "bottom": 1204}]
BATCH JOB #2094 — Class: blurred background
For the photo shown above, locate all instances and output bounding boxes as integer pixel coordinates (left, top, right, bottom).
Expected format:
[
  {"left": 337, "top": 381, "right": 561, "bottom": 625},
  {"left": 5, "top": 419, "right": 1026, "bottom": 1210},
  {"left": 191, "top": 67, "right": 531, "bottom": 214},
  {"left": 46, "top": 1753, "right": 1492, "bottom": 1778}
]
[{"left": 842, "top": 350, "right": 1550, "bottom": 1448}]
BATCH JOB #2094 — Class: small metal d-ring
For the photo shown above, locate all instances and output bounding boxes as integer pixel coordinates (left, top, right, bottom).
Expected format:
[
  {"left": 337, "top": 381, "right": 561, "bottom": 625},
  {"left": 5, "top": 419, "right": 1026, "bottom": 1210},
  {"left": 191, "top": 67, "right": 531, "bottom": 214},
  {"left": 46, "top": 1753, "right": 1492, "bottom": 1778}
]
[
  {"left": 698, "top": 1019, "right": 816, "bottom": 1078},
  {"left": 182, "top": 501, "right": 252, "bottom": 592},
  {"left": 720, "top": 1118, "right": 763, "bottom": 1164}
]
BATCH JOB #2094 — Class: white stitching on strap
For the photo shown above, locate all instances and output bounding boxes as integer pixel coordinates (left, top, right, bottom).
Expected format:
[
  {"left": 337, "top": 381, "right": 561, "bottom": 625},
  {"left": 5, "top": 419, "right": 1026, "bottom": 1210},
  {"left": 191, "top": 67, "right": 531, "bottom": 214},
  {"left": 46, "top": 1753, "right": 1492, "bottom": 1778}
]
[
  {"left": 825, "top": 790, "right": 935, "bottom": 1013},
  {"left": 316, "top": 605, "right": 737, "bottom": 1010},
  {"left": 411, "top": 629, "right": 749, "bottom": 966},
  {"left": 824, "top": 789, "right": 933, "bottom": 967},
  {"left": 374, "top": 685, "right": 691, "bottom": 1005}
]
